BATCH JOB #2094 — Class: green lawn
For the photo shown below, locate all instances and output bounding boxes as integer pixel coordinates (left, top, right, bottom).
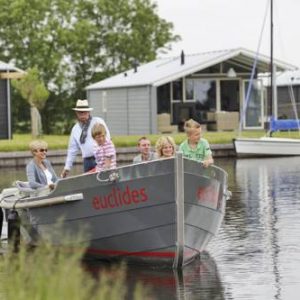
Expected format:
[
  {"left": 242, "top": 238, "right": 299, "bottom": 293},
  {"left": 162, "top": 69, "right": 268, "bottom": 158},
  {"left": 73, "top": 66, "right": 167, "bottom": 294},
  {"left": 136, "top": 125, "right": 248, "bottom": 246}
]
[{"left": 0, "top": 131, "right": 299, "bottom": 152}]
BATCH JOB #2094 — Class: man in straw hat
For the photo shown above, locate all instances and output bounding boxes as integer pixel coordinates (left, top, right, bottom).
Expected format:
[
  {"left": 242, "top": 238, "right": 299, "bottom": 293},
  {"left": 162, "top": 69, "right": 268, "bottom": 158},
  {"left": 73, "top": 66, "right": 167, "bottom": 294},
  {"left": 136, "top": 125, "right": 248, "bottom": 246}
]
[{"left": 61, "top": 99, "right": 111, "bottom": 177}]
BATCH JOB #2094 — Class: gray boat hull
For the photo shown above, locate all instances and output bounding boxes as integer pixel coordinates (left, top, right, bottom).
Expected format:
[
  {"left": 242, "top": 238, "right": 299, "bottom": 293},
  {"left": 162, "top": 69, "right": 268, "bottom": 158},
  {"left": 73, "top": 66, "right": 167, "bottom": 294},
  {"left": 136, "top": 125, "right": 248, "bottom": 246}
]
[{"left": 1, "top": 154, "right": 229, "bottom": 268}]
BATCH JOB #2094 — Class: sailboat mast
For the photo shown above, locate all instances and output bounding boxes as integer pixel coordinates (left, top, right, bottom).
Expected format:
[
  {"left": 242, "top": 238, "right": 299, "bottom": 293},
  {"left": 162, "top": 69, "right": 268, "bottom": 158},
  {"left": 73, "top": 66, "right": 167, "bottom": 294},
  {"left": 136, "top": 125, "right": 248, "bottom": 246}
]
[{"left": 270, "top": 0, "right": 274, "bottom": 119}]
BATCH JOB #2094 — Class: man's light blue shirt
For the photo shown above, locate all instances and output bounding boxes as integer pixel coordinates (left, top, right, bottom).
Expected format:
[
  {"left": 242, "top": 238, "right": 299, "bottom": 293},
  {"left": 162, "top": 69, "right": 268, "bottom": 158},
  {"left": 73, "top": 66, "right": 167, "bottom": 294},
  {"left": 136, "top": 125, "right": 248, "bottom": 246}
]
[{"left": 64, "top": 117, "right": 111, "bottom": 170}]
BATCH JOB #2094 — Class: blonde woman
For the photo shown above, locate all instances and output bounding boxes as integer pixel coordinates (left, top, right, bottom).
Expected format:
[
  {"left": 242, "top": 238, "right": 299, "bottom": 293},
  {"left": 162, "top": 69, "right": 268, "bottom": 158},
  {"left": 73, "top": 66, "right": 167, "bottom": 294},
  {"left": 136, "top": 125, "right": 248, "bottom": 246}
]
[
  {"left": 26, "top": 140, "right": 58, "bottom": 189},
  {"left": 155, "top": 136, "right": 176, "bottom": 158},
  {"left": 179, "top": 119, "right": 213, "bottom": 167}
]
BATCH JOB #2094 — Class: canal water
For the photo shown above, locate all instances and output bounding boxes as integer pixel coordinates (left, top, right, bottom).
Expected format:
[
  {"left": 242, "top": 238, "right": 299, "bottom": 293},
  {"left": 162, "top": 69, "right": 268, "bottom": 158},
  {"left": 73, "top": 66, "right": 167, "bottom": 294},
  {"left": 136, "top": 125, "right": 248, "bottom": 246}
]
[{"left": 1, "top": 157, "right": 300, "bottom": 300}]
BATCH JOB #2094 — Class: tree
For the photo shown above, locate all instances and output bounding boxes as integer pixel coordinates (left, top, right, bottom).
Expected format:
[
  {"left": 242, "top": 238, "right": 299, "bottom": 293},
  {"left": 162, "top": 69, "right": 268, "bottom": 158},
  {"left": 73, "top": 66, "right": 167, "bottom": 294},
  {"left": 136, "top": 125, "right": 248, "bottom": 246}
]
[
  {"left": 0, "top": 0, "right": 179, "bottom": 134},
  {"left": 12, "top": 67, "right": 49, "bottom": 137}
]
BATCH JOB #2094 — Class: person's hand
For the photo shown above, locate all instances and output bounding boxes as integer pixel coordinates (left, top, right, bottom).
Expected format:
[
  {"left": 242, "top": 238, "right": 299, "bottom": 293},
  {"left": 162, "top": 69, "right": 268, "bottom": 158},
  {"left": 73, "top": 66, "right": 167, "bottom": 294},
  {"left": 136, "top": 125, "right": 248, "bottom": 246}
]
[
  {"left": 60, "top": 169, "right": 69, "bottom": 178},
  {"left": 104, "top": 157, "right": 112, "bottom": 169},
  {"left": 202, "top": 158, "right": 213, "bottom": 168},
  {"left": 48, "top": 183, "right": 55, "bottom": 190},
  {"left": 202, "top": 160, "right": 210, "bottom": 168}
]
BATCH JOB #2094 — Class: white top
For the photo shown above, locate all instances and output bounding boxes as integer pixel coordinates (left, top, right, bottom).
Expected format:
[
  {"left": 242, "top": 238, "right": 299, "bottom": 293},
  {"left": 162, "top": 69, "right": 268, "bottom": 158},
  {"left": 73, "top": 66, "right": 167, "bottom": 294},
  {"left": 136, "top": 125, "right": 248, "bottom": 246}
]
[
  {"left": 43, "top": 168, "right": 53, "bottom": 185},
  {"left": 86, "top": 48, "right": 296, "bottom": 90},
  {"left": 64, "top": 116, "right": 111, "bottom": 170}
]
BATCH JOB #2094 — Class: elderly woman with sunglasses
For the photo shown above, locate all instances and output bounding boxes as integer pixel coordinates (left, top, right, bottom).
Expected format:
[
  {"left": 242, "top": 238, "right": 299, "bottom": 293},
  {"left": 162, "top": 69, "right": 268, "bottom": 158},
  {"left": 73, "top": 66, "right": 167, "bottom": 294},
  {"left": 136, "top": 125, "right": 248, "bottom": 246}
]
[{"left": 26, "top": 140, "right": 58, "bottom": 190}]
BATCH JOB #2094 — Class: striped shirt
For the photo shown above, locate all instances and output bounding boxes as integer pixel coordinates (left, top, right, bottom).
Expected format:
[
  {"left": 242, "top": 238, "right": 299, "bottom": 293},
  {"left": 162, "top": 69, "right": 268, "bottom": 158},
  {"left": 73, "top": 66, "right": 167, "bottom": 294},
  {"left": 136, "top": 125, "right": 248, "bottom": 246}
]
[
  {"left": 93, "top": 139, "right": 116, "bottom": 172},
  {"left": 64, "top": 117, "right": 110, "bottom": 170}
]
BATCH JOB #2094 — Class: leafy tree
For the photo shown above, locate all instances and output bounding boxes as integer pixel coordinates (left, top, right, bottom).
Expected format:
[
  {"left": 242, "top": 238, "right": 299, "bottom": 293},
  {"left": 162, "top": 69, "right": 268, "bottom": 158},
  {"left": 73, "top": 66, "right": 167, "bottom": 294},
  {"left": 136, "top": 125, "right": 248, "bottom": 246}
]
[
  {"left": 0, "top": 0, "right": 179, "bottom": 134},
  {"left": 12, "top": 67, "right": 49, "bottom": 137}
]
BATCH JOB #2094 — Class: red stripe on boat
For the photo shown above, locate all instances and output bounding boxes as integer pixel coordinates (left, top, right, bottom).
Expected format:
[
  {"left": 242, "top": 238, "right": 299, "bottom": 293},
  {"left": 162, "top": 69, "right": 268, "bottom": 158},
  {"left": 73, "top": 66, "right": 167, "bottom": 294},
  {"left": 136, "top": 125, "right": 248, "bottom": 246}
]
[{"left": 86, "top": 248, "right": 176, "bottom": 258}]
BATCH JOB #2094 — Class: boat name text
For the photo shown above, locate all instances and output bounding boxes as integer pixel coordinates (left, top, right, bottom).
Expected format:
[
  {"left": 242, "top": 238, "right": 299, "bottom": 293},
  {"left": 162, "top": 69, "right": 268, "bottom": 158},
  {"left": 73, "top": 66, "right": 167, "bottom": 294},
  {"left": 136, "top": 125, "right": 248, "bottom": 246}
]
[{"left": 92, "top": 185, "right": 148, "bottom": 210}]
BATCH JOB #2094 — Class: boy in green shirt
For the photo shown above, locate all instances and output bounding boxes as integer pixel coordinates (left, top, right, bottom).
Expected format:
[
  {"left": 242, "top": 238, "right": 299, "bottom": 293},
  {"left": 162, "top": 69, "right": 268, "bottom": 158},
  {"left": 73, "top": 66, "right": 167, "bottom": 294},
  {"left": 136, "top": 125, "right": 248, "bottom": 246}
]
[{"left": 179, "top": 119, "right": 214, "bottom": 168}]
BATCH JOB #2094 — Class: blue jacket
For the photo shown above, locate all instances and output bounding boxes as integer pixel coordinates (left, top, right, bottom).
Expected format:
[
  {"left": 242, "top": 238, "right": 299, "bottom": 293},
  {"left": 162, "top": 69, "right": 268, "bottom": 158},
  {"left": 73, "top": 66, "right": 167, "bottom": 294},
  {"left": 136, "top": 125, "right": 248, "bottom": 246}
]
[{"left": 26, "top": 159, "right": 58, "bottom": 189}]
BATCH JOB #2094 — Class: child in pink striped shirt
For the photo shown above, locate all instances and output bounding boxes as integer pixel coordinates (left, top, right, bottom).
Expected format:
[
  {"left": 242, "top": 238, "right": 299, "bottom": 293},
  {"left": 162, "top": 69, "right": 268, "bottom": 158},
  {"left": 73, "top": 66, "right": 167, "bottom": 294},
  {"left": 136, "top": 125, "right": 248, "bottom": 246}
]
[{"left": 91, "top": 123, "right": 116, "bottom": 172}]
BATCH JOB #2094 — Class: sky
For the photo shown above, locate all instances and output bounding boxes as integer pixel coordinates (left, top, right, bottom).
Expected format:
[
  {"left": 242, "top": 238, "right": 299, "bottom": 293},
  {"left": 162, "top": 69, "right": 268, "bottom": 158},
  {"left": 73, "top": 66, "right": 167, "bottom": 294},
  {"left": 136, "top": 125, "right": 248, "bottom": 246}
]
[{"left": 155, "top": 0, "right": 300, "bottom": 69}]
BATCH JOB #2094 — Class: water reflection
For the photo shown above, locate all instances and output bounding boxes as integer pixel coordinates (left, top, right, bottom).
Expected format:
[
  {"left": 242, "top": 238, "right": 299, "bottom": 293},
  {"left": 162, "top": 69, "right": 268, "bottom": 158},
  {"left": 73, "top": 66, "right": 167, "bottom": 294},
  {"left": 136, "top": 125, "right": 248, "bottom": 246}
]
[
  {"left": 209, "top": 157, "right": 300, "bottom": 300},
  {"left": 84, "top": 252, "right": 224, "bottom": 300}
]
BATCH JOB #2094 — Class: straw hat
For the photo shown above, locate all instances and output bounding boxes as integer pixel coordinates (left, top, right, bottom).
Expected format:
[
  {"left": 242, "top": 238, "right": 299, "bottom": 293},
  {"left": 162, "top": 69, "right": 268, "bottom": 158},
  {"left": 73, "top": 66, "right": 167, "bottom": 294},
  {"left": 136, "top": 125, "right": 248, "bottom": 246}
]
[{"left": 72, "top": 99, "right": 93, "bottom": 112}]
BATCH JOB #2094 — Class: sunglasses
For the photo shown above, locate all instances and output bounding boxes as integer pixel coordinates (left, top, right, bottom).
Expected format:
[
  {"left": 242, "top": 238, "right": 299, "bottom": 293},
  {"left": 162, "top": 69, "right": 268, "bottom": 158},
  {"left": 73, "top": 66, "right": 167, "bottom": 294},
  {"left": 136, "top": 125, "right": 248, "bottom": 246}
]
[{"left": 37, "top": 149, "right": 48, "bottom": 153}]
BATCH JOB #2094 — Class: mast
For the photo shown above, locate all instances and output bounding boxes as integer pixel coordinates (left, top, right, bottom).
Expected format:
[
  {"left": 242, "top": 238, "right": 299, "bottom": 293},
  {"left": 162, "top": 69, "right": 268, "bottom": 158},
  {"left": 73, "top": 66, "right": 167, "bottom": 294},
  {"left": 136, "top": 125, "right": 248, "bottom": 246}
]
[{"left": 270, "top": 0, "right": 274, "bottom": 119}]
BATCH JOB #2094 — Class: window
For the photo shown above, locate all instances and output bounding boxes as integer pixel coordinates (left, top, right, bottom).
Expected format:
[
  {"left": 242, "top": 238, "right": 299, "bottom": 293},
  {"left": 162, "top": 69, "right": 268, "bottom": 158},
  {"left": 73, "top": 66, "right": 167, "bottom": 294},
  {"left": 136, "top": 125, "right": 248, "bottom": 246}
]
[
  {"left": 185, "top": 79, "right": 194, "bottom": 101},
  {"left": 220, "top": 80, "right": 239, "bottom": 111},
  {"left": 157, "top": 83, "right": 171, "bottom": 113},
  {"left": 194, "top": 79, "right": 216, "bottom": 111},
  {"left": 172, "top": 79, "right": 182, "bottom": 101},
  {"left": 243, "top": 80, "right": 263, "bottom": 128}
]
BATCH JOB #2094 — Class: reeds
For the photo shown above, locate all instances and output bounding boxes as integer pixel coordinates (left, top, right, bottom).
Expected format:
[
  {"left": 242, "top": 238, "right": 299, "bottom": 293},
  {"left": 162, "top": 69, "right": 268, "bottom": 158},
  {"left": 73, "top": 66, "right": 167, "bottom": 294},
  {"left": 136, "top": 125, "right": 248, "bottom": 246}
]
[{"left": 0, "top": 240, "right": 150, "bottom": 300}]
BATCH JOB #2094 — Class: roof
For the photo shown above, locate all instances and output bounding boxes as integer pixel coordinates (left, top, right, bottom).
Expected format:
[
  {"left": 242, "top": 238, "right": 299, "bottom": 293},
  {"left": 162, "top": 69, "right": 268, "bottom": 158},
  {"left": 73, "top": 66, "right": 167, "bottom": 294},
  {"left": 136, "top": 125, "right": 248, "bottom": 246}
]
[
  {"left": 86, "top": 47, "right": 297, "bottom": 90},
  {"left": 0, "top": 61, "right": 23, "bottom": 72},
  {"left": 275, "top": 70, "right": 300, "bottom": 86}
]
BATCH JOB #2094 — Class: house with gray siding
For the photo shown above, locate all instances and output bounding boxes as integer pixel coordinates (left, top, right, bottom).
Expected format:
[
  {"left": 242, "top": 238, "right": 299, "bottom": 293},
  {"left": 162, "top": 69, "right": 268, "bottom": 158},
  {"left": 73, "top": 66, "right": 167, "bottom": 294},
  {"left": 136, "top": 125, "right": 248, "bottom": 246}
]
[
  {"left": 0, "top": 61, "right": 24, "bottom": 139},
  {"left": 268, "top": 70, "right": 300, "bottom": 120},
  {"left": 86, "top": 48, "right": 296, "bottom": 136}
]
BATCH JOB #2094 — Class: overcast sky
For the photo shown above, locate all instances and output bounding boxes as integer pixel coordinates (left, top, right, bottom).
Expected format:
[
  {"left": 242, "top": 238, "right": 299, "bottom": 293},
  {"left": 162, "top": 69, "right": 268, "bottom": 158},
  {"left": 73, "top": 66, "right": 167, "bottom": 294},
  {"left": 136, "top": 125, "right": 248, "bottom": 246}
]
[{"left": 155, "top": 0, "right": 300, "bottom": 69}]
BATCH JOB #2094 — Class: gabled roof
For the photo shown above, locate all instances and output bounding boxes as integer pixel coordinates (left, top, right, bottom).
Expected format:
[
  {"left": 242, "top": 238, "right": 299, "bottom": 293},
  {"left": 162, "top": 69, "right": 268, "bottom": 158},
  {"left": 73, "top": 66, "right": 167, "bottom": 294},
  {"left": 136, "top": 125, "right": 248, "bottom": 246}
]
[
  {"left": 0, "top": 61, "right": 23, "bottom": 72},
  {"left": 86, "top": 47, "right": 297, "bottom": 90},
  {"left": 275, "top": 70, "right": 300, "bottom": 86}
]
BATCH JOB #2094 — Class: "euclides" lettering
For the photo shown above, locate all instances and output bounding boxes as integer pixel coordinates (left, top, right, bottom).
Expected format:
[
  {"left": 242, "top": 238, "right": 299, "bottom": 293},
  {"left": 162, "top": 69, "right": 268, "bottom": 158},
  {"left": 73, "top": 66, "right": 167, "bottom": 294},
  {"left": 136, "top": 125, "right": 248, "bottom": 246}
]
[{"left": 92, "top": 185, "right": 148, "bottom": 210}]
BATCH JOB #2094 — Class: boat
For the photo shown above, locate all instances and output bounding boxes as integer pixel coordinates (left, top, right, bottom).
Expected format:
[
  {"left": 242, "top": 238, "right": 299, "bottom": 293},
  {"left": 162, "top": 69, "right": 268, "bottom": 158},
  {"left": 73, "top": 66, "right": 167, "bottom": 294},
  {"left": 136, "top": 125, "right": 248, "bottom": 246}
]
[
  {"left": 233, "top": 0, "right": 300, "bottom": 157},
  {"left": 0, "top": 153, "right": 230, "bottom": 269},
  {"left": 234, "top": 115, "right": 300, "bottom": 156},
  {"left": 234, "top": 136, "right": 300, "bottom": 157}
]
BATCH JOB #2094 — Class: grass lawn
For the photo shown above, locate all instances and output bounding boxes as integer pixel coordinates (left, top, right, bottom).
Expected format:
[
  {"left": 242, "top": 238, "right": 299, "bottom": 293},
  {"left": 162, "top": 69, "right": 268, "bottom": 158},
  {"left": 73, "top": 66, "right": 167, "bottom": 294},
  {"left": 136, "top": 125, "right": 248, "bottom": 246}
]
[{"left": 0, "top": 131, "right": 299, "bottom": 152}]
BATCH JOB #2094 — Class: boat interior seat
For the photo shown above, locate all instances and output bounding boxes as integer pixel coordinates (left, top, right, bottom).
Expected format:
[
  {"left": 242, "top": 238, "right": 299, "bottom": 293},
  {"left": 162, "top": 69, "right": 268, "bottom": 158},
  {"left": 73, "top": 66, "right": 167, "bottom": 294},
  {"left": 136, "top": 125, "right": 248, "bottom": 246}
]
[
  {"left": 15, "top": 181, "right": 51, "bottom": 197},
  {"left": 15, "top": 181, "right": 35, "bottom": 192},
  {"left": 15, "top": 181, "right": 37, "bottom": 197}
]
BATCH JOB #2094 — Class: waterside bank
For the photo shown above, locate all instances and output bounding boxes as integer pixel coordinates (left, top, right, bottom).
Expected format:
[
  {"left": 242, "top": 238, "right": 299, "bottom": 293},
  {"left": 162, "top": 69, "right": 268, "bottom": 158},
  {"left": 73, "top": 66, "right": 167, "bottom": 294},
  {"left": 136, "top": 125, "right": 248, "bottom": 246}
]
[{"left": 0, "top": 143, "right": 235, "bottom": 168}]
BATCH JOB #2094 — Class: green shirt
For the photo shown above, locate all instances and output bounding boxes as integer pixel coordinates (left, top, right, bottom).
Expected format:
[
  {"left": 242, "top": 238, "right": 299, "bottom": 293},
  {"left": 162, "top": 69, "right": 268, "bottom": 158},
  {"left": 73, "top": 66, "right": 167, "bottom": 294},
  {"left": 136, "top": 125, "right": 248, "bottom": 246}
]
[{"left": 179, "top": 138, "right": 212, "bottom": 162}]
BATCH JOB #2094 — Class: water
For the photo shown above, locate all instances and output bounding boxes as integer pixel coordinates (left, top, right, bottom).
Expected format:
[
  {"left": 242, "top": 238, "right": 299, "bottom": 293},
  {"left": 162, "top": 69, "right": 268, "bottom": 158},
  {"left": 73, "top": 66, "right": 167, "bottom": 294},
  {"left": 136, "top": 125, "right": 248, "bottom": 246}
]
[
  {"left": 1, "top": 157, "right": 300, "bottom": 299},
  {"left": 209, "top": 157, "right": 300, "bottom": 300}
]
